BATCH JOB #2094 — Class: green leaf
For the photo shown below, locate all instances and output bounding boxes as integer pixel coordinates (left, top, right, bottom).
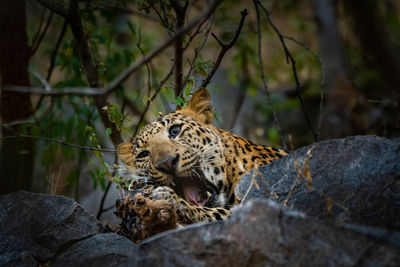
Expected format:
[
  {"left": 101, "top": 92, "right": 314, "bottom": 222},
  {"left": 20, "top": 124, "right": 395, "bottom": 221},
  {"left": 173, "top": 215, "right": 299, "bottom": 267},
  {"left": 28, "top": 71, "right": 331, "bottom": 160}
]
[{"left": 105, "top": 128, "right": 112, "bottom": 136}]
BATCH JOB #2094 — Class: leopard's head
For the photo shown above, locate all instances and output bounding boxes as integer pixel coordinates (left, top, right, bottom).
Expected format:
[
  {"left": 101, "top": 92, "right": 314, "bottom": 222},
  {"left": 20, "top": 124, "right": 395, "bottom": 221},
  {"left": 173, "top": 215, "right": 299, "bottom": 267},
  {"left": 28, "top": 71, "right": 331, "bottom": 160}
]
[{"left": 118, "top": 88, "right": 228, "bottom": 208}]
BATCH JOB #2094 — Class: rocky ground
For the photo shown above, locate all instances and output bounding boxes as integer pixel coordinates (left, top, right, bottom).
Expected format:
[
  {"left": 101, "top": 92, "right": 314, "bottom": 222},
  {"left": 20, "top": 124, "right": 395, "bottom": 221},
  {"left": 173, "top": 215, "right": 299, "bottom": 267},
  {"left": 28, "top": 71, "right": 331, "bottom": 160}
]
[{"left": 1, "top": 135, "right": 399, "bottom": 266}]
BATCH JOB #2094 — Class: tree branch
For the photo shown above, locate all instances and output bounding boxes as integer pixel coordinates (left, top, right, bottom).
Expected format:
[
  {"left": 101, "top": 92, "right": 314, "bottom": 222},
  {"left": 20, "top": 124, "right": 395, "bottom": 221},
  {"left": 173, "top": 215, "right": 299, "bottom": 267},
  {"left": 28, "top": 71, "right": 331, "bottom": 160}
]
[
  {"left": 131, "top": 65, "right": 175, "bottom": 140},
  {"left": 183, "top": 14, "right": 214, "bottom": 89},
  {"left": 30, "top": 8, "right": 46, "bottom": 49},
  {"left": 35, "top": 0, "right": 69, "bottom": 18},
  {"left": 47, "top": 20, "right": 68, "bottom": 81},
  {"left": 253, "top": 1, "right": 286, "bottom": 149},
  {"left": 3, "top": 70, "right": 54, "bottom": 127},
  {"left": 170, "top": 0, "right": 188, "bottom": 99},
  {"left": 6, "top": 0, "right": 220, "bottom": 97},
  {"left": 33, "top": 19, "right": 68, "bottom": 114},
  {"left": 200, "top": 9, "right": 248, "bottom": 88},
  {"left": 30, "top": 11, "right": 53, "bottom": 56},
  {"left": 68, "top": 0, "right": 122, "bottom": 145},
  {"left": 256, "top": 0, "right": 317, "bottom": 142},
  {"left": 282, "top": 35, "right": 326, "bottom": 140},
  {"left": 0, "top": 135, "right": 116, "bottom": 152}
]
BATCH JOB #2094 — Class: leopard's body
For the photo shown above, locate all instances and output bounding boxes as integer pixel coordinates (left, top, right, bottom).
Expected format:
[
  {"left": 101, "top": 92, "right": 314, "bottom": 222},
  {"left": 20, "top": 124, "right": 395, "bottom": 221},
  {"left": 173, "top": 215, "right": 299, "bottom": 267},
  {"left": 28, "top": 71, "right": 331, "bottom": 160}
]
[{"left": 117, "top": 88, "right": 287, "bottom": 227}]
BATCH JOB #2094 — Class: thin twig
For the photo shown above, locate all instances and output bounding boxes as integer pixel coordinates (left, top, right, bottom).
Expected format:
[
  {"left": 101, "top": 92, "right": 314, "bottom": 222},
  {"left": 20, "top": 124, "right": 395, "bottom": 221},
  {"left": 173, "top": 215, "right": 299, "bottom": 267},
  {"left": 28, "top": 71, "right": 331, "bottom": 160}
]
[
  {"left": 229, "top": 47, "right": 249, "bottom": 130},
  {"left": 131, "top": 66, "right": 175, "bottom": 140},
  {"left": 136, "top": 30, "right": 152, "bottom": 99},
  {"left": 97, "top": 181, "right": 112, "bottom": 219},
  {"left": 96, "top": 180, "right": 113, "bottom": 220},
  {"left": 149, "top": 1, "right": 171, "bottom": 31},
  {"left": 200, "top": 9, "right": 248, "bottom": 88},
  {"left": 256, "top": 0, "right": 317, "bottom": 141},
  {"left": 282, "top": 35, "right": 326, "bottom": 140},
  {"left": 2, "top": 70, "right": 54, "bottom": 127},
  {"left": 102, "top": 204, "right": 115, "bottom": 212},
  {"left": 30, "top": 8, "right": 46, "bottom": 49},
  {"left": 253, "top": 1, "right": 287, "bottom": 149},
  {"left": 6, "top": 0, "right": 220, "bottom": 96},
  {"left": 183, "top": 14, "right": 214, "bottom": 89},
  {"left": 30, "top": 11, "right": 54, "bottom": 56},
  {"left": 35, "top": 0, "right": 68, "bottom": 18},
  {"left": 33, "top": 19, "right": 68, "bottom": 115},
  {"left": 183, "top": 13, "right": 212, "bottom": 50},
  {"left": 0, "top": 135, "right": 116, "bottom": 152},
  {"left": 47, "top": 20, "right": 68, "bottom": 81}
]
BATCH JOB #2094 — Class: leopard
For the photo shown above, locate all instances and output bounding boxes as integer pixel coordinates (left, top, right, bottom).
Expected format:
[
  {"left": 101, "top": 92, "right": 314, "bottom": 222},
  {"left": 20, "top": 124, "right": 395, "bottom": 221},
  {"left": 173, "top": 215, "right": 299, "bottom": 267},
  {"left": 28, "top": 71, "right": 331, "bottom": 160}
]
[{"left": 116, "top": 88, "right": 288, "bottom": 240}]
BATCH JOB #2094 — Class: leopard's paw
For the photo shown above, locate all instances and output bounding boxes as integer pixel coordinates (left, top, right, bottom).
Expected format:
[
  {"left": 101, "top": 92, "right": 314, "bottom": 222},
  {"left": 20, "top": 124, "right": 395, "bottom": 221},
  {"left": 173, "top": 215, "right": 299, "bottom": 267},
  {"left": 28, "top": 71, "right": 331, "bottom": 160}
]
[
  {"left": 115, "top": 191, "right": 178, "bottom": 243},
  {"left": 150, "top": 186, "right": 176, "bottom": 201}
]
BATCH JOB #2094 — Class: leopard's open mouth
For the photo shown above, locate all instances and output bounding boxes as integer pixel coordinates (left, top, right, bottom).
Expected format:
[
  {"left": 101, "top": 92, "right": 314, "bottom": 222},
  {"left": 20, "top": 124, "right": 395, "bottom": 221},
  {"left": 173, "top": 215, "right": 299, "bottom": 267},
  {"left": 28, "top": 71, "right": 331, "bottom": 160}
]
[{"left": 172, "top": 169, "right": 217, "bottom": 207}]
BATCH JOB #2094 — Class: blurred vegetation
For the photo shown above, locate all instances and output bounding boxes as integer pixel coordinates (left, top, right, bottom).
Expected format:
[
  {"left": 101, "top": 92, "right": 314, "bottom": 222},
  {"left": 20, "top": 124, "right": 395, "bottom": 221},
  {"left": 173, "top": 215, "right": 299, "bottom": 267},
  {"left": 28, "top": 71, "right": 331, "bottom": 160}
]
[{"left": 1, "top": 0, "right": 399, "bottom": 202}]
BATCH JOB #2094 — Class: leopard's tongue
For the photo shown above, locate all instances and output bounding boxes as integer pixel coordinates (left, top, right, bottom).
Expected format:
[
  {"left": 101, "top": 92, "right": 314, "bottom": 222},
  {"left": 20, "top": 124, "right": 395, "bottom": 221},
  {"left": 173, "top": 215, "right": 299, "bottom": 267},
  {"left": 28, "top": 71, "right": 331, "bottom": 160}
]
[{"left": 182, "top": 184, "right": 208, "bottom": 206}]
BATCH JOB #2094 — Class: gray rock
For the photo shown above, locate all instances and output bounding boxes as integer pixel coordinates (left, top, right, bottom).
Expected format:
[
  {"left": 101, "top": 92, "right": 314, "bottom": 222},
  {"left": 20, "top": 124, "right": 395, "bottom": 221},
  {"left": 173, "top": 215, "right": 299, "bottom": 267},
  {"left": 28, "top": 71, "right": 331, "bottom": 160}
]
[
  {"left": 52, "top": 233, "right": 138, "bottom": 267},
  {"left": 136, "top": 200, "right": 400, "bottom": 267},
  {"left": 2, "top": 136, "right": 400, "bottom": 266},
  {"left": 48, "top": 200, "right": 400, "bottom": 266},
  {"left": 237, "top": 135, "right": 400, "bottom": 230},
  {"left": 0, "top": 191, "right": 103, "bottom": 266}
]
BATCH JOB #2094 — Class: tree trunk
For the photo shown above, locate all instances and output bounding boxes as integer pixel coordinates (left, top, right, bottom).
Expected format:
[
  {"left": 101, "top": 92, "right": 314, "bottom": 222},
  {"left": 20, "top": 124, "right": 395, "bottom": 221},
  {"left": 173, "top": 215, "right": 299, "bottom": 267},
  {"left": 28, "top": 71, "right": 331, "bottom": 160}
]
[{"left": 0, "top": 0, "right": 34, "bottom": 194}]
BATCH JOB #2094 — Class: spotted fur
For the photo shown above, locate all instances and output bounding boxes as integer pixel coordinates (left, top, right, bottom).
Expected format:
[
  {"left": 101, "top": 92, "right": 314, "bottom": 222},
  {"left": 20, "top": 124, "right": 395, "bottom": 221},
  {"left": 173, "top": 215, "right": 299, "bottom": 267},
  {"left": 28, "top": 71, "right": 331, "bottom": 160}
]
[{"left": 117, "top": 88, "right": 288, "bottom": 224}]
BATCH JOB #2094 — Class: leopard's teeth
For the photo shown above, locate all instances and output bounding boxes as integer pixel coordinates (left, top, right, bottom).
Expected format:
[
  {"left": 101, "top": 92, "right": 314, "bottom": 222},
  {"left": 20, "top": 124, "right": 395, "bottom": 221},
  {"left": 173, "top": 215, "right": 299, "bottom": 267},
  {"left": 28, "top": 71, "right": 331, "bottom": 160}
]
[{"left": 206, "top": 191, "right": 212, "bottom": 199}]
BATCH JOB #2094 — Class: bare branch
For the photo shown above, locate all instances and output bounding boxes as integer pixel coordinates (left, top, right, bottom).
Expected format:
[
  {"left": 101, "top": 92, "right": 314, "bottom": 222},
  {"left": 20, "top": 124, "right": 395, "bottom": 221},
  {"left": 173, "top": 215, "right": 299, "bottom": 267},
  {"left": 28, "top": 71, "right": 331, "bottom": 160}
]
[
  {"left": 30, "top": 70, "right": 51, "bottom": 91},
  {"left": 0, "top": 135, "right": 116, "bottom": 153},
  {"left": 33, "top": 19, "right": 68, "bottom": 114},
  {"left": 30, "top": 8, "right": 46, "bottom": 49},
  {"left": 67, "top": 0, "right": 123, "bottom": 145},
  {"left": 282, "top": 35, "right": 326, "bottom": 141},
  {"left": 183, "top": 14, "right": 214, "bottom": 89},
  {"left": 183, "top": 13, "right": 213, "bottom": 50},
  {"left": 30, "top": 11, "right": 53, "bottom": 56},
  {"left": 256, "top": 0, "right": 317, "bottom": 141},
  {"left": 136, "top": 30, "right": 152, "bottom": 98},
  {"left": 35, "top": 0, "right": 69, "bottom": 18},
  {"left": 6, "top": 0, "right": 220, "bottom": 97},
  {"left": 253, "top": 1, "right": 286, "bottom": 149},
  {"left": 3, "top": 70, "right": 54, "bottom": 127},
  {"left": 1, "top": 101, "right": 54, "bottom": 128},
  {"left": 131, "top": 66, "right": 175, "bottom": 140},
  {"left": 200, "top": 9, "right": 248, "bottom": 88},
  {"left": 47, "top": 20, "right": 68, "bottom": 81},
  {"left": 97, "top": 181, "right": 112, "bottom": 219},
  {"left": 149, "top": 1, "right": 171, "bottom": 30},
  {"left": 170, "top": 0, "right": 189, "bottom": 98}
]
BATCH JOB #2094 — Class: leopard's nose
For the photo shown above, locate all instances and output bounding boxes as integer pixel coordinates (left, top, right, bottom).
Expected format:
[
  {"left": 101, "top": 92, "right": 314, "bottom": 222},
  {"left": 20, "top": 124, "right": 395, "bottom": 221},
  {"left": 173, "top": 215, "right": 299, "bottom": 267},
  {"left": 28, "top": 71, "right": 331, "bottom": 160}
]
[{"left": 156, "top": 155, "right": 179, "bottom": 174}]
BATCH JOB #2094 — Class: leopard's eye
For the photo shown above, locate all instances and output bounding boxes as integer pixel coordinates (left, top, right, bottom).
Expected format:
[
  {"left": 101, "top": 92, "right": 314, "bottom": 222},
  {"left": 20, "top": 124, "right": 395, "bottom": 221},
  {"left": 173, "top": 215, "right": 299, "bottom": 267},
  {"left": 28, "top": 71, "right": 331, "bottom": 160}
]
[
  {"left": 169, "top": 124, "right": 182, "bottom": 138},
  {"left": 137, "top": 150, "right": 149, "bottom": 158}
]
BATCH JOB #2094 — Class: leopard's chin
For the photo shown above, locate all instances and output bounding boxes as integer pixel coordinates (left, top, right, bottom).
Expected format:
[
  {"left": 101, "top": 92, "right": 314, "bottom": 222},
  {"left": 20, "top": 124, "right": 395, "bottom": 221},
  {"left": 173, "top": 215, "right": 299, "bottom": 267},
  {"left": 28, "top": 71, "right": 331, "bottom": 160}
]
[{"left": 171, "top": 169, "right": 218, "bottom": 207}]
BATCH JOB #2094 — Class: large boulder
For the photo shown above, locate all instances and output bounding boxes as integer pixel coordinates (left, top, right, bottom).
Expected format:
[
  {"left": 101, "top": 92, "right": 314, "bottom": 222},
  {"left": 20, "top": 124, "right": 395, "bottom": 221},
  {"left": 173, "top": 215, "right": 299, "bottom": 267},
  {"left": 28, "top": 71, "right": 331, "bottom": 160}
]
[
  {"left": 52, "top": 233, "right": 137, "bottom": 267},
  {"left": 51, "top": 200, "right": 400, "bottom": 266},
  {"left": 1, "top": 135, "right": 399, "bottom": 266},
  {"left": 237, "top": 135, "right": 400, "bottom": 230},
  {"left": 136, "top": 200, "right": 400, "bottom": 266},
  {"left": 0, "top": 191, "right": 103, "bottom": 266}
]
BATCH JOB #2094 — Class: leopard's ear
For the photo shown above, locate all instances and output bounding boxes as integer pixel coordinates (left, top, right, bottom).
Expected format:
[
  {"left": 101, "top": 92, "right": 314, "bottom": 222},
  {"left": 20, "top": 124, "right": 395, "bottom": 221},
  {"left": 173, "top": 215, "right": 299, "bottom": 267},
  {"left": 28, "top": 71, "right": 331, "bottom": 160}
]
[
  {"left": 117, "top": 142, "right": 134, "bottom": 167},
  {"left": 181, "top": 88, "right": 213, "bottom": 124}
]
